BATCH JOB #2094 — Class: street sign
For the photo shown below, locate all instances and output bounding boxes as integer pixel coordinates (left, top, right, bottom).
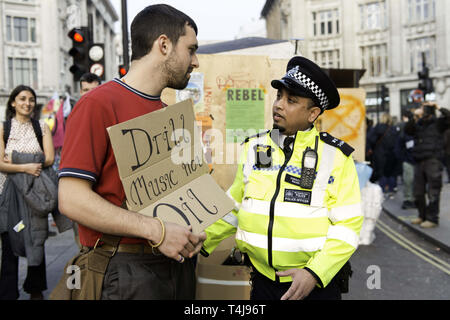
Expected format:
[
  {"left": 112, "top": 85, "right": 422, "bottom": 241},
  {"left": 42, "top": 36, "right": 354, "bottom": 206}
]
[{"left": 90, "top": 63, "right": 104, "bottom": 77}]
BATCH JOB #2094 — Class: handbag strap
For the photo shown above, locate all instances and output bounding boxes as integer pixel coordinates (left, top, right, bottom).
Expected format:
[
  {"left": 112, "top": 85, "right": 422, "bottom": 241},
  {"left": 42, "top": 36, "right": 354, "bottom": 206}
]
[
  {"left": 99, "top": 234, "right": 122, "bottom": 248},
  {"left": 93, "top": 233, "right": 121, "bottom": 256},
  {"left": 88, "top": 234, "right": 122, "bottom": 274}
]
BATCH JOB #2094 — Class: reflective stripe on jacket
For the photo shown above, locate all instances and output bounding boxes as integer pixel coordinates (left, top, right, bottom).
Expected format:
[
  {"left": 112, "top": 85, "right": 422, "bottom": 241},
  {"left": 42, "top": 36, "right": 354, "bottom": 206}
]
[{"left": 203, "top": 127, "right": 363, "bottom": 287}]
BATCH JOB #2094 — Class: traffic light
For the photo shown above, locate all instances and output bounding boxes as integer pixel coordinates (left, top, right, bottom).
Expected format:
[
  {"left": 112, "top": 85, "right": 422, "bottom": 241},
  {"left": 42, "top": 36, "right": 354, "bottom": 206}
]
[
  {"left": 418, "top": 66, "right": 434, "bottom": 95},
  {"left": 118, "top": 64, "right": 128, "bottom": 77},
  {"left": 379, "top": 84, "right": 389, "bottom": 111},
  {"left": 380, "top": 85, "right": 388, "bottom": 102},
  {"left": 418, "top": 52, "right": 433, "bottom": 95},
  {"left": 88, "top": 43, "right": 105, "bottom": 80},
  {"left": 68, "top": 27, "right": 90, "bottom": 81}
]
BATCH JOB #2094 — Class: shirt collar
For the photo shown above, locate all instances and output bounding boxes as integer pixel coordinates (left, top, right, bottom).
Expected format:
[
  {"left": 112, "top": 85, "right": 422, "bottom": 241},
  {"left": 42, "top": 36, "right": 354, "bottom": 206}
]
[{"left": 275, "top": 126, "right": 313, "bottom": 148}]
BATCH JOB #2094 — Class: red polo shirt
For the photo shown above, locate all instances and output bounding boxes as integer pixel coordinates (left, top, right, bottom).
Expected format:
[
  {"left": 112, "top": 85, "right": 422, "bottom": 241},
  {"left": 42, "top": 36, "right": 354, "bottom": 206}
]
[{"left": 59, "top": 79, "right": 164, "bottom": 247}]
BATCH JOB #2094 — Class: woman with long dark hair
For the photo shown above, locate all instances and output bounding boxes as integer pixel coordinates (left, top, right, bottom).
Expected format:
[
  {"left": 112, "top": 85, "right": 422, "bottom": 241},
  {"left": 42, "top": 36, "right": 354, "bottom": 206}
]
[{"left": 0, "top": 85, "right": 55, "bottom": 300}]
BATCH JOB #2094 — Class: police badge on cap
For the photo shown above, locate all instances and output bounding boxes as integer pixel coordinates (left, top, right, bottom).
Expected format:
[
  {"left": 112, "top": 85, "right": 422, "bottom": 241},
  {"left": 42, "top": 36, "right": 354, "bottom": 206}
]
[{"left": 271, "top": 56, "right": 340, "bottom": 113}]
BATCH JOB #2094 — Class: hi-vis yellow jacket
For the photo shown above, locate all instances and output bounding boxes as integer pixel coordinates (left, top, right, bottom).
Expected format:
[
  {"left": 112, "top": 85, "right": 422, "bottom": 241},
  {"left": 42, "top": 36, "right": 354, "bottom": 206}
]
[{"left": 202, "top": 127, "right": 363, "bottom": 288}]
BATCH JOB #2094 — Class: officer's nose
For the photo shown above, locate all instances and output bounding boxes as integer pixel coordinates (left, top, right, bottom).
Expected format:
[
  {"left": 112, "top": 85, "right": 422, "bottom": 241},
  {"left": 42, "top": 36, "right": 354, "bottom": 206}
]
[{"left": 273, "top": 98, "right": 285, "bottom": 111}]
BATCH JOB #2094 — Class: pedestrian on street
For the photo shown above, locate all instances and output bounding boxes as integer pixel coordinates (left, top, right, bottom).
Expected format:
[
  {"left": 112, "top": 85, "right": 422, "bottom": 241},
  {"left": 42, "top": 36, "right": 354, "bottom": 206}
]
[
  {"left": 365, "top": 117, "right": 374, "bottom": 165},
  {"left": 201, "top": 57, "right": 363, "bottom": 300},
  {"left": 0, "top": 85, "right": 55, "bottom": 300},
  {"left": 395, "top": 110, "right": 416, "bottom": 209},
  {"left": 442, "top": 128, "right": 450, "bottom": 182},
  {"left": 55, "top": 4, "right": 206, "bottom": 300},
  {"left": 405, "top": 102, "right": 450, "bottom": 228},
  {"left": 79, "top": 72, "right": 102, "bottom": 97},
  {"left": 367, "top": 113, "right": 400, "bottom": 196}
]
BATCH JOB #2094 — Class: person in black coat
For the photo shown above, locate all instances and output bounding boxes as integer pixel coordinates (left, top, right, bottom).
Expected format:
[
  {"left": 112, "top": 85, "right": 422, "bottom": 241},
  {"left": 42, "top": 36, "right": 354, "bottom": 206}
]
[
  {"left": 404, "top": 102, "right": 450, "bottom": 228},
  {"left": 367, "top": 113, "right": 400, "bottom": 194}
]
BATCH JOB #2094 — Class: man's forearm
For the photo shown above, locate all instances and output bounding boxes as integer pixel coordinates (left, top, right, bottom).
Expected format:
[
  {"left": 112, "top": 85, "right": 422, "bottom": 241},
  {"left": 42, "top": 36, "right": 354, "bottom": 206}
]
[{"left": 58, "top": 177, "right": 161, "bottom": 243}]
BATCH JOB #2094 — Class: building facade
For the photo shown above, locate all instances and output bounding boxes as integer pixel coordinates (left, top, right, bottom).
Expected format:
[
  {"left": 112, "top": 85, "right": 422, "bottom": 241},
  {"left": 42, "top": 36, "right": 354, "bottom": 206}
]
[
  {"left": 0, "top": 0, "right": 120, "bottom": 119},
  {"left": 262, "top": 0, "right": 450, "bottom": 120}
]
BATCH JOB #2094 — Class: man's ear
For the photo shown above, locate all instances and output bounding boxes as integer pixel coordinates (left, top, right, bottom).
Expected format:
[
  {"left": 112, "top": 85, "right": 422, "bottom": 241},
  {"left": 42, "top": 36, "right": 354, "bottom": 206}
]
[
  {"left": 308, "top": 106, "right": 322, "bottom": 123},
  {"left": 157, "top": 34, "right": 172, "bottom": 56}
]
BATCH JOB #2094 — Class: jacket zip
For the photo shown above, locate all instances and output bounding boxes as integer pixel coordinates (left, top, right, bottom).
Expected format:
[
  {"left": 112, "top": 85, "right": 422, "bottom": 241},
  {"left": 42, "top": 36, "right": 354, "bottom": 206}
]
[{"left": 267, "top": 143, "right": 293, "bottom": 283}]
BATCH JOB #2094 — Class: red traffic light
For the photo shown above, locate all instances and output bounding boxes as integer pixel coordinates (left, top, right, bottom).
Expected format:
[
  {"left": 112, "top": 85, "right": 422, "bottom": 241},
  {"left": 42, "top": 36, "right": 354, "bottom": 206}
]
[
  {"left": 68, "top": 27, "right": 90, "bottom": 81},
  {"left": 119, "top": 65, "right": 128, "bottom": 77},
  {"left": 68, "top": 28, "right": 85, "bottom": 43}
]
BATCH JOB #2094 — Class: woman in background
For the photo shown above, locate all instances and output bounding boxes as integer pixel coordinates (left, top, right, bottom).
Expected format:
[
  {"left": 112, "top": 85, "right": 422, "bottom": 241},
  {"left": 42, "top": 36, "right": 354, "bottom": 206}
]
[{"left": 0, "top": 85, "right": 54, "bottom": 300}]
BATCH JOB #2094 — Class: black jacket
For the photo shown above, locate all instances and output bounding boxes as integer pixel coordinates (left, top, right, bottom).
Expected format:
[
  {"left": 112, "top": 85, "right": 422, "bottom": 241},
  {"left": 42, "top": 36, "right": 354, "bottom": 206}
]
[
  {"left": 367, "top": 123, "right": 401, "bottom": 181},
  {"left": 404, "top": 108, "right": 450, "bottom": 161},
  {"left": 395, "top": 124, "right": 415, "bottom": 165}
]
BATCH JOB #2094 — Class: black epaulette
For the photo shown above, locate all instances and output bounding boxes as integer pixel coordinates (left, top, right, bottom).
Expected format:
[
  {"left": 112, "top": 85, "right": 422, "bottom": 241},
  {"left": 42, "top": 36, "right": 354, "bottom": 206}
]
[
  {"left": 241, "top": 130, "right": 270, "bottom": 145},
  {"left": 319, "top": 132, "right": 354, "bottom": 157}
]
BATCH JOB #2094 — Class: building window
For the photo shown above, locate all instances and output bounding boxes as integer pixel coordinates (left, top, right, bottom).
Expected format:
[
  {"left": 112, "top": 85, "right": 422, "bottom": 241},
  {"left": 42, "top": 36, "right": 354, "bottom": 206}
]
[
  {"left": 408, "top": 36, "right": 436, "bottom": 73},
  {"left": 30, "top": 18, "right": 36, "bottom": 42},
  {"left": 359, "top": 1, "right": 388, "bottom": 31},
  {"left": 14, "top": 17, "right": 28, "bottom": 42},
  {"left": 365, "top": 91, "right": 389, "bottom": 115},
  {"left": 5, "top": 16, "right": 37, "bottom": 43},
  {"left": 6, "top": 16, "right": 12, "bottom": 41},
  {"left": 312, "top": 9, "right": 340, "bottom": 36},
  {"left": 313, "top": 50, "right": 341, "bottom": 68},
  {"left": 408, "top": 0, "right": 436, "bottom": 23},
  {"left": 8, "top": 57, "right": 38, "bottom": 89},
  {"left": 361, "top": 44, "right": 388, "bottom": 77}
]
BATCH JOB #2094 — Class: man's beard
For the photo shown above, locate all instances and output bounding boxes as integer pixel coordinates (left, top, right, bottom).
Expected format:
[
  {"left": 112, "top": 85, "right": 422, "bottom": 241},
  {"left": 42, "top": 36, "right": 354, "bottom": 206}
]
[
  {"left": 163, "top": 53, "right": 191, "bottom": 90},
  {"left": 273, "top": 124, "right": 286, "bottom": 133}
]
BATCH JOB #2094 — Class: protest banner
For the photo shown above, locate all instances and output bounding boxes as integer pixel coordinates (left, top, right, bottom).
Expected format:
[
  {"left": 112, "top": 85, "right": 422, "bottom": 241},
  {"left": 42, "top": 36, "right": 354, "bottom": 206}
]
[{"left": 107, "top": 100, "right": 234, "bottom": 234}]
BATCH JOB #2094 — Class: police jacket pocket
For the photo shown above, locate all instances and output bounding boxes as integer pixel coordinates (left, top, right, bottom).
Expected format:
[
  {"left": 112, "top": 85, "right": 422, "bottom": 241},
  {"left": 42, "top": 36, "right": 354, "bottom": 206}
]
[{"left": 245, "top": 174, "right": 272, "bottom": 200}]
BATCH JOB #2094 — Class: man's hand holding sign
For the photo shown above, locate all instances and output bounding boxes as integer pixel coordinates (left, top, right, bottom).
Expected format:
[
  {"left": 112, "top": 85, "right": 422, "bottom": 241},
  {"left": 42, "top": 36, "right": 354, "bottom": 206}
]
[{"left": 107, "top": 99, "right": 234, "bottom": 263}]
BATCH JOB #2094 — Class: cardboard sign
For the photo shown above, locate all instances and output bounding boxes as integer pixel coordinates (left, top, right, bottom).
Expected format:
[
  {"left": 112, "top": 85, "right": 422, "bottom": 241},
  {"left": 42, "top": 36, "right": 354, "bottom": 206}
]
[{"left": 107, "top": 100, "right": 234, "bottom": 233}]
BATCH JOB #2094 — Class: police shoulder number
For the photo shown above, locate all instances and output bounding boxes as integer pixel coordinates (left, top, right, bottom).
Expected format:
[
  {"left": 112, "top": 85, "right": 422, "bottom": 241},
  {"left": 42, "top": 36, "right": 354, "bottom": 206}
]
[{"left": 319, "top": 132, "right": 354, "bottom": 157}]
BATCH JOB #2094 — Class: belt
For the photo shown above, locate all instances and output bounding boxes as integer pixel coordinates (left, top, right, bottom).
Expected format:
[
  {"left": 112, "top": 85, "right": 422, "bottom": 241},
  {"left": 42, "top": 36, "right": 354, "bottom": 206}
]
[{"left": 98, "top": 243, "right": 161, "bottom": 255}]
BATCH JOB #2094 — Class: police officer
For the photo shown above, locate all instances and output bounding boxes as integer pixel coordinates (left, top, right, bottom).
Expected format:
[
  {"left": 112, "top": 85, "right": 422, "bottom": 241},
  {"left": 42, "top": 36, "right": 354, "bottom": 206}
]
[{"left": 201, "top": 57, "right": 363, "bottom": 300}]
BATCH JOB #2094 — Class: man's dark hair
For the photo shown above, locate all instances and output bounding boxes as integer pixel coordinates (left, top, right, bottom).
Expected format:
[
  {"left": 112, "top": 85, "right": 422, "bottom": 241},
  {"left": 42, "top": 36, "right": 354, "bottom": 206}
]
[
  {"left": 130, "top": 4, "right": 198, "bottom": 62},
  {"left": 79, "top": 73, "right": 102, "bottom": 86}
]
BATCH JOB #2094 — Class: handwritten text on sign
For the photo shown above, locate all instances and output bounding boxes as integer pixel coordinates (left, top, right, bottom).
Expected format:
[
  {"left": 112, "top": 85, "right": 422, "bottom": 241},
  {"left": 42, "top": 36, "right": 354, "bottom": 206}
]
[{"left": 107, "top": 100, "right": 234, "bottom": 233}]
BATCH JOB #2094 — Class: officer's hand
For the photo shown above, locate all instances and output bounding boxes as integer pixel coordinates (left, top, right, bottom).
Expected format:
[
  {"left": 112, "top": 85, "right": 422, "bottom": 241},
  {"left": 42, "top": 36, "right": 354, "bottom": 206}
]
[
  {"left": 187, "top": 229, "right": 207, "bottom": 258},
  {"left": 276, "top": 269, "right": 317, "bottom": 300}
]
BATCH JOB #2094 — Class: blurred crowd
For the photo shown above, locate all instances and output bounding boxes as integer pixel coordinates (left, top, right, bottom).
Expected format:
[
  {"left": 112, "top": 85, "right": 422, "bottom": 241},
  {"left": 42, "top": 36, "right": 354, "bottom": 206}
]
[{"left": 366, "top": 102, "right": 450, "bottom": 229}]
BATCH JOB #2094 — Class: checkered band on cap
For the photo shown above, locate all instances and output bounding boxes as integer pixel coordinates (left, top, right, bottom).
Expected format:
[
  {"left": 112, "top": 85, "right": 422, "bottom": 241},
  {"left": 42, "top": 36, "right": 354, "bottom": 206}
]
[{"left": 286, "top": 66, "right": 330, "bottom": 110}]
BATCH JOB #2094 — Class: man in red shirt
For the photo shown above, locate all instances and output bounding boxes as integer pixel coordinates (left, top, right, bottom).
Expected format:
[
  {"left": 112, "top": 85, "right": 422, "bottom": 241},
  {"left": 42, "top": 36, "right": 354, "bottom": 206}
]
[{"left": 58, "top": 4, "right": 205, "bottom": 299}]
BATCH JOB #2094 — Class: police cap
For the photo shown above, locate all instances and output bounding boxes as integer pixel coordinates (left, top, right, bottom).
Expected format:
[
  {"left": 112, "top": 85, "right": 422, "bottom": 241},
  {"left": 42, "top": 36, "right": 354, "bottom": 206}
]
[{"left": 271, "top": 56, "right": 340, "bottom": 113}]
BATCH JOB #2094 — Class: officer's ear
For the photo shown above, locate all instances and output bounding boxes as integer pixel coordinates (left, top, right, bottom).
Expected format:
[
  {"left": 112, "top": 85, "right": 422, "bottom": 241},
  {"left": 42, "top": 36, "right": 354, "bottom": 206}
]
[{"left": 308, "top": 105, "right": 322, "bottom": 123}]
